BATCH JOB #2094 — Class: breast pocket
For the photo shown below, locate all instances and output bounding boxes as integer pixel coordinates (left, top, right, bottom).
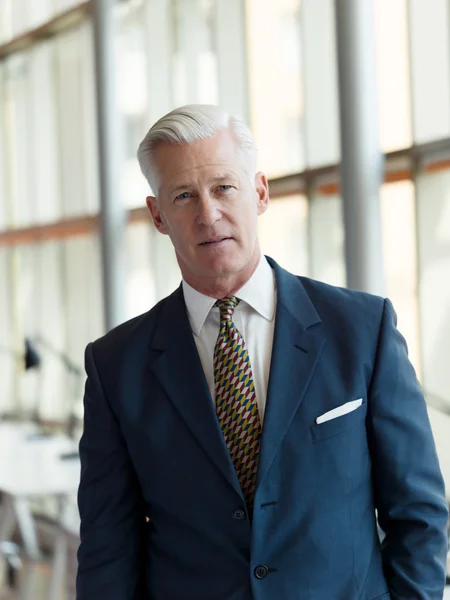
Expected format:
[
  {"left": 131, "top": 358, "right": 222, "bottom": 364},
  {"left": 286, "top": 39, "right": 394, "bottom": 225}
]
[{"left": 310, "top": 399, "right": 366, "bottom": 443}]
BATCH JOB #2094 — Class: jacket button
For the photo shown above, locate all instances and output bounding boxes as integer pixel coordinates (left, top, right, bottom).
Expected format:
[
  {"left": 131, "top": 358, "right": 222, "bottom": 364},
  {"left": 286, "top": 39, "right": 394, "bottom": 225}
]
[
  {"left": 232, "top": 508, "right": 246, "bottom": 521},
  {"left": 254, "top": 565, "right": 269, "bottom": 579}
]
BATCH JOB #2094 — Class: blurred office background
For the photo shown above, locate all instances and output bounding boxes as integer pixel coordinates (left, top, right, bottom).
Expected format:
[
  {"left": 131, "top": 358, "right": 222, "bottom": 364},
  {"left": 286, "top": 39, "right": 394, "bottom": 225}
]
[{"left": 0, "top": 0, "right": 449, "bottom": 597}]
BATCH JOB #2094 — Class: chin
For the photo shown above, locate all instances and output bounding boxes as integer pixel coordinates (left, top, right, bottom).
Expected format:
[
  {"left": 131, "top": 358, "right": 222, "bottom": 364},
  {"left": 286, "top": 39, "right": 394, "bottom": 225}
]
[{"left": 201, "top": 253, "right": 249, "bottom": 278}]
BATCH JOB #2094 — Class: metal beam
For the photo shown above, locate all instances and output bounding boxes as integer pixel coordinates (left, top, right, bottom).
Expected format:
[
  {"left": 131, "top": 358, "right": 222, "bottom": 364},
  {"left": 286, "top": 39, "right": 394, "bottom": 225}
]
[
  {"left": 0, "top": 2, "right": 92, "bottom": 61},
  {"left": 335, "top": 0, "right": 385, "bottom": 294},
  {"left": 92, "top": 0, "right": 126, "bottom": 331}
]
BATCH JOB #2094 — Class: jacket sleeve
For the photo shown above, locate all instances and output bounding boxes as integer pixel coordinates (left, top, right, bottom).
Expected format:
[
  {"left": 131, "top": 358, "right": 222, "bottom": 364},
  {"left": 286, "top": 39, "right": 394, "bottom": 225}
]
[
  {"left": 76, "top": 342, "right": 146, "bottom": 599},
  {"left": 367, "top": 298, "right": 448, "bottom": 599}
]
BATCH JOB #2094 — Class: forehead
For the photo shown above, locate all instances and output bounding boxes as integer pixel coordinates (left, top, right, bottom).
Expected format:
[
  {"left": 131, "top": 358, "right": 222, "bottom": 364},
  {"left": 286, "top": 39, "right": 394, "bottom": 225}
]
[{"left": 154, "top": 130, "right": 243, "bottom": 189}]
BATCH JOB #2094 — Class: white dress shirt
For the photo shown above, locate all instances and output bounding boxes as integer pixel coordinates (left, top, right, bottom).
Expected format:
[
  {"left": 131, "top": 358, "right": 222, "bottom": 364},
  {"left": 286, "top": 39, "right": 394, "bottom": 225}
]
[{"left": 182, "top": 255, "right": 277, "bottom": 421}]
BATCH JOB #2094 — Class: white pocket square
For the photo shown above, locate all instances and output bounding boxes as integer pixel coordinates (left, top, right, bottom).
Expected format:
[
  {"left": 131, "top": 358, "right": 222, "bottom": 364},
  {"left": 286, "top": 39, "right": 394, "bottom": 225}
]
[{"left": 316, "top": 398, "right": 363, "bottom": 425}]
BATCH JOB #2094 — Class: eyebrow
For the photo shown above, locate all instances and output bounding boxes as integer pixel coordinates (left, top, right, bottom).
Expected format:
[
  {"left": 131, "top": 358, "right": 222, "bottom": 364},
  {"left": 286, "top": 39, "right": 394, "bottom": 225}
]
[{"left": 168, "top": 173, "right": 239, "bottom": 197}]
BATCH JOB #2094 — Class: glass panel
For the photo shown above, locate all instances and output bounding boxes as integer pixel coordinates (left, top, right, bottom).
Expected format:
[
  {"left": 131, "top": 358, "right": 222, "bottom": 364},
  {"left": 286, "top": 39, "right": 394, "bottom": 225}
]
[
  {"left": 143, "top": 0, "right": 173, "bottom": 125},
  {"left": 32, "top": 241, "right": 67, "bottom": 422},
  {"left": 0, "top": 0, "right": 85, "bottom": 40},
  {"left": 126, "top": 221, "right": 157, "bottom": 320},
  {"left": 63, "top": 233, "right": 104, "bottom": 421},
  {"left": 79, "top": 20, "right": 100, "bottom": 216},
  {"left": 380, "top": 180, "right": 420, "bottom": 375},
  {"left": 409, "top": 0, "right": 450, "bottom": 143},
  {"left": 9, "top": 0, "right": 28, "bottom": 38},
  {"left": 2, "top": 23, "right": 97, "bottom": 227},
  {"left": 246, "top": 0, "right": 305, "bottom": 177},
  {"left": 2, "top": 241, "right": 77, "bottom": 422},
  {"left": 0, "top": 63, "right": 7, "bottom": 231},
  {"left": 302, "top": 0, "right": 340, "bottom": 168},
  {"left": 28, "top": 0, "right": 54, "bottom": 30},
  {"left": 55, "top": 28, "right": 85, "bottom": 219},
  {"left": 117, "top": 1, "right": 151, "bottom": 208},
  {"left": 54, "top": 0, "right": 83, "bottom": 13},
  {"left": 416, "top": 167, "right": 450, "bottom": 408},
  {"left": 28, "top": 41, "right": 62, "bottom": 224},
  {"left": 374, "top": 0, "right": 412, "bottom": 152},
  {"left": 258, "top": 195, "right": 308, "bottom": 276},
  {"left": 214, "top": 0, "right": 248, "bottom": 119},
  {"left": 128, "top": 0, "right": 175, "bottom": 202},
  {"left": 56, "top": 23, "right": 99, "bottom": 218},
  {"left": 309, "top": 190, "right": 346, "bottom": 287},
  {"left": 14, "top": 244, "right": 41, "bottom": 418},
  {"left": 151, "top": 228, "right": 182, "bottom": 301},
  {"left": 173, "top": 0, "right": 219, "bottom": 107},
  {"left": 141, "top": 0, "right": 248, "bottom": 121},
  {"left": 0, "top": 248, "right": 15, "bottom": 416},
  {"left": 0, "top": 0, "right": 13, "bottom": 43},
  {"left": 3, "top": 54, "right": 34, "bottom": 228}
]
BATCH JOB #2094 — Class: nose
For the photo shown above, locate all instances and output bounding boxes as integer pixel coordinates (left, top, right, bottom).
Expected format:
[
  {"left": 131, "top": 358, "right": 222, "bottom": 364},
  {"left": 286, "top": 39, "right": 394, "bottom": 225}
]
[{"left": 196, "top": 194, "right": 221, "bottom": 227}]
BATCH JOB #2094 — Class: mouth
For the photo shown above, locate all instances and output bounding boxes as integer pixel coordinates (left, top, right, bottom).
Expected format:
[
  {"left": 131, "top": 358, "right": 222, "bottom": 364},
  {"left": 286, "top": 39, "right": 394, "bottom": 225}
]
[{"left": 199, "top": 236, "right": 232, "bottom": 247}]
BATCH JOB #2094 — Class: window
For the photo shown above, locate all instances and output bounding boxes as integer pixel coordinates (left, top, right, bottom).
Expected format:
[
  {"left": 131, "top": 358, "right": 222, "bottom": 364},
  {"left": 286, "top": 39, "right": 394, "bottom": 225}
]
[
  {"left": 309, "top": 187, "right": 346, "bottom": 287},
  {"left": 56, "top": 22, "right": 99, "bottom": 218},
  {"left": 0, "top": 248, "right": 15, "bottom": 415},
  {"left": 3, "top": 54, "right": 33, "bottom": 227},
  {"left": 173, "top": 0, "right": 219, "bottom": 107},
  {"left": 258, "top": 195, "right": 308, "bottom": 276},
  {"left": 409, "top": 0, "right": 450, "bottom": 143},
  {"left": 126, "top": 221, "right": 157, "bottom": 319},
  {"left": 0, "top": 62, "right": 7, "bottom": 230},
  {"left": 374, "top": 0, "right": 412, "bottom": 151},
  {"left": 246, "top": 0, "right": 305, "bottom": 177},
  {"left": 301, "top": 0, "right": 340, "bottom": 168},
  {"left": 415, "top": 167, "right": 450, "bottom": 406},
  {"left": 116, "top": 1, "right": 152, "bottom": 208},
  {"left": 380, "top": 180, "right": 420, "bottom": 375}
]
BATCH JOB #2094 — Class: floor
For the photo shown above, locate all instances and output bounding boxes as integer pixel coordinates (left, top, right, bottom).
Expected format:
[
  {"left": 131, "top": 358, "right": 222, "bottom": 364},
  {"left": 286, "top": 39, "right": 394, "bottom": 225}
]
[{"left": 0, "top": 560, "right": 68, "bottom": 600}]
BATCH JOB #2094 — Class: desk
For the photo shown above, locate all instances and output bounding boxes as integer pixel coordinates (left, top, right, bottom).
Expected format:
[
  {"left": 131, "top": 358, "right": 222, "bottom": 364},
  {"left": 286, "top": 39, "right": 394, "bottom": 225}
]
[{"left": 0, "top": 423, "right": 80, "bottom": 600}]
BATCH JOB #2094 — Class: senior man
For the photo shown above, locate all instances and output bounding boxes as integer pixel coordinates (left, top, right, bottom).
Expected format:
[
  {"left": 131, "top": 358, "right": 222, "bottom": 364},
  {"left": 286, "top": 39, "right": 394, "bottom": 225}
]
[{"left": 77, "top": 104, "right": 448, "bottom": 600}]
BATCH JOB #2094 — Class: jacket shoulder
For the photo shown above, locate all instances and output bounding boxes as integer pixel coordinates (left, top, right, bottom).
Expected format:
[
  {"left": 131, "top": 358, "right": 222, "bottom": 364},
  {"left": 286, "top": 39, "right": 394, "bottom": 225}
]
[
  {"left": 89, "top": 294, "right": 170, "bottom": 363},
  {"left": 298, "top": 275, "right": 386, "bottom": 323}
]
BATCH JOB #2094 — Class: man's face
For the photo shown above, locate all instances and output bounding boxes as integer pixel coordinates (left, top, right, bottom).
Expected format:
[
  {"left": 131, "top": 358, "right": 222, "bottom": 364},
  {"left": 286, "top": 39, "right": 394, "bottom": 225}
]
[{"left": 146, "top": 129, "right": 269, "bottom": 285}]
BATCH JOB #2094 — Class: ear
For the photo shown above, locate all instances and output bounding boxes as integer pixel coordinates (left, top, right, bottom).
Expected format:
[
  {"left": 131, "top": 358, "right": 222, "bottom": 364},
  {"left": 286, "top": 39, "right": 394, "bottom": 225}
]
[
  {"left": 146, "top": 196, "right": 169, "bottom": 235},
  {"left": 255, "top": 172, "right": 269, "bottom": 216}
]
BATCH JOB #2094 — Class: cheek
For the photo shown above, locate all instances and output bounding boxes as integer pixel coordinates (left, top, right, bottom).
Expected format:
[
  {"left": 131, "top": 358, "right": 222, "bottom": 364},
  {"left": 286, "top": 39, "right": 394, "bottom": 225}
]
[
  {"left": 173, "top": 219, "right": 199, "bottom": 249},
  {"left": 161, "top": 209, "right": 184, "bottom": 232}
]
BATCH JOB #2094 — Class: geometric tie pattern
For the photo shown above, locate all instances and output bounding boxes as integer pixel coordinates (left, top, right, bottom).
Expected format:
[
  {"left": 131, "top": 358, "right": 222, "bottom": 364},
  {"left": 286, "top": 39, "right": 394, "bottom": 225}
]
[{"left": 214, "top": 297, "right": 262, "bottom": 512}]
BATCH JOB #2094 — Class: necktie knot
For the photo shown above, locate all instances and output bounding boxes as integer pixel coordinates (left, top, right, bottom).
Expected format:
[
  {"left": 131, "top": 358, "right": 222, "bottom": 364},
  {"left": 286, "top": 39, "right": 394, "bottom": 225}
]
[{"left": 215, "top": 297, "right": 240, "bottom": 323}]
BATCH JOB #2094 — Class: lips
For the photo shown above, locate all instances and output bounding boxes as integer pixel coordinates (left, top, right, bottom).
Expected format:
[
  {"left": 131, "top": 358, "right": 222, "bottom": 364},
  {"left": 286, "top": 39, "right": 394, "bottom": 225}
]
[{"left": 199, "top": 237, "right": 231, "bottom": 246}]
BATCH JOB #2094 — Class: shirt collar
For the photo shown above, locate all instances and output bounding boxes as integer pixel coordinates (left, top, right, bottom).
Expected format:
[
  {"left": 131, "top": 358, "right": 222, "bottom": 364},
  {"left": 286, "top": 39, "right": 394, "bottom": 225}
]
[{"left": 182, "top": 255, "right": 276, "bottom": 337}]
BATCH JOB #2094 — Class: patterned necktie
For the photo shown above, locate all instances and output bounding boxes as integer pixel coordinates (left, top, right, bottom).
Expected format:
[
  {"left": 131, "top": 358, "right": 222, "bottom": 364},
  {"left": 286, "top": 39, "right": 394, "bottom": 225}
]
[{"left": 214, "top": 297, "right": 262, "bottom": 510}]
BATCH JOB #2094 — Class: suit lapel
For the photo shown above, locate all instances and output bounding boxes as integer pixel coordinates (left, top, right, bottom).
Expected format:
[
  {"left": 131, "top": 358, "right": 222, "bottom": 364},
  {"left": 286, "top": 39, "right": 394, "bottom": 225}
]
[
  {"left": 256, "top": 258, "right": 326, "bottom": 489},
  {"left": 148, "top": 286, "right": 242, "bottom": 498}
]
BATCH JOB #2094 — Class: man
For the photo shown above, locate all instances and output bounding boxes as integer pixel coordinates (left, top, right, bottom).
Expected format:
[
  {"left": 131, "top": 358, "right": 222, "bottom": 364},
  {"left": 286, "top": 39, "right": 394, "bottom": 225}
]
[{"left": 77, "top": 104, "right": 448, "bottom": 600}]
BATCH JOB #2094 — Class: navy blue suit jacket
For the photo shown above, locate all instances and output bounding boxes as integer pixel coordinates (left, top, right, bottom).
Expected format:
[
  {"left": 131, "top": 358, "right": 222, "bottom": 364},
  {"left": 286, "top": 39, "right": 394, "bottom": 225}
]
[{"left": 77, "top": 257, "right": 448, "bottom": 600}]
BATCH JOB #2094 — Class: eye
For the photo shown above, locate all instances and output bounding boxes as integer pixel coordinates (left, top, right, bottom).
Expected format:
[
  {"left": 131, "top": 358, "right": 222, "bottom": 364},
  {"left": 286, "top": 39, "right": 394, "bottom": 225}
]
[
  {"left": 217, "top": 185, "right": 233, "bottom": 193},
  {"left": 175, "top": 192, "right": 191, "bottom": 201}
]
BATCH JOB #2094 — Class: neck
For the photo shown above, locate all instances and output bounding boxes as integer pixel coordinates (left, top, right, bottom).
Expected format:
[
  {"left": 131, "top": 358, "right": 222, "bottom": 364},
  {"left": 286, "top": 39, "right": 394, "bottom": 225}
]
[{"left": 182, "top": 251, "right": 261, "bottom": 299}]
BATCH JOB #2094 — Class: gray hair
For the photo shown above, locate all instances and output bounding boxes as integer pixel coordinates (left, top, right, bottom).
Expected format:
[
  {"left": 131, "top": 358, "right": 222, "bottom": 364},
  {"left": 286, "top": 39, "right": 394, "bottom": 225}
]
[{"left": 137, "top": 104, "right": 258, "bottom": 194}]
